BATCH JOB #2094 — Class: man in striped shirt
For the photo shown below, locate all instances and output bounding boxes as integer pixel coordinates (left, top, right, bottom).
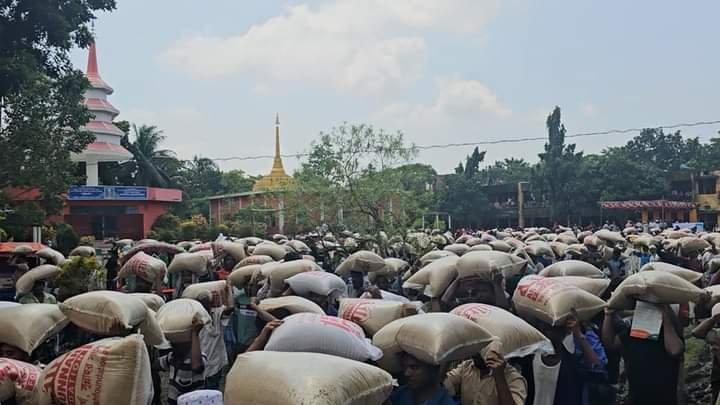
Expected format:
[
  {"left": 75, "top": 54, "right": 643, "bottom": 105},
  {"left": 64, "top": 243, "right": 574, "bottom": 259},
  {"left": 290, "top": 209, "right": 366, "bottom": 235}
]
[{"left": 158, "top": 322, "right": 206, "bottom": 405}]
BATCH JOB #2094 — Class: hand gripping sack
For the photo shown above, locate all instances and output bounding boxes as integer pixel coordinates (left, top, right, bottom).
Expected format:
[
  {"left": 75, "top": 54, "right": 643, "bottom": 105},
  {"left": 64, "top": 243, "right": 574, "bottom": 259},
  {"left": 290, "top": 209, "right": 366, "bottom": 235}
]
[
  {"left": 336, "top": 251, "right": 387, "bottom": 276},
  {"left": 257, "top": 296, "right": 325, "bottom": 316},
  {"left": 118, "top": 251, "right": 167, "bottom": 282},
  {"left": 0, "top": 304, "right": 68, "bottom": 355},
  {"left": 456, "top": 251, "right": 528, "bottom": 281},
  {"left": 608, "top": 271, "right": 708, "bottom": 310},
  {"left": 36, "top": 335, "right": 153, "bottom": 405},
  {"left": 512, "top": 275, "right": 606, "bottom": 325},
  {"left": 285, "top": 271, "right": 347, "bottom": 297},
  {"left": 129, "top": 293, "right": 165, "bottom": 312},
  {"left": 373, "top": 313, "right": 495, "bottom": 373},
  {"left": 181, "top": 280, "right": 233, "bottom": 308},
  {"left": 59, "top": 291, "right": 148, "bottom": 335},
  {"left": 640, "top": 262, "right": 703, "bottom": 283},
  {"left": 36, "top": 248, "right": 66, "bottom": 266},
  {"left": 550, "top": 276, "right": 611, "bottom": 297},
  {"left": 16, "top": 264, "right": 61, "bottom": 295},
  {"left": 235, "top": 255, "right": 274, "bottom": 268},
  {"left": 264, "top": 313, "right": 383, "bottom": 362},
  {"left": 252, "top": 242, "right": 286, "bottom": 261},
  {"left": 403, "top": 255, "right": 458, "bottom": 297},
  {"left": 450, "top": 303, "right": 552, "bottom": 358},
  {"left": 268, "top": 259, "right": 320, "bottom": 296},
  {"left": 539, "top": 260, "right": 605, "bottom": 278},
  {"left": 228, "top": 264, "right": 261, "bottom": 289},
  {"left": 224, "top": 351, "right": 393, "bottom": 405},
  {"left": 168, "top": 252, "right": 210, "bottom": 275},
  {"left": 444, "top": 243, "right": 470, "bottom": 256},
  {"left": 340, "top": 298, "right": 405, "bottom": 337},
  {"left": 0, "top": 359, "right": 41, "bottom": 404},
  {"left": 156, "top": 299, "right": 211, "bottom": 343}
]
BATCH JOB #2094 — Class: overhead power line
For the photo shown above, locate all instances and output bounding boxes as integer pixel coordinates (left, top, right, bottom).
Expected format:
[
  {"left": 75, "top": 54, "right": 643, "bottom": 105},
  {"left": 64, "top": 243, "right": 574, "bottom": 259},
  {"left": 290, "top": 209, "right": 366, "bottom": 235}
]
[{"left": 208, "top": 119, "right": 720, "bottom": 162}]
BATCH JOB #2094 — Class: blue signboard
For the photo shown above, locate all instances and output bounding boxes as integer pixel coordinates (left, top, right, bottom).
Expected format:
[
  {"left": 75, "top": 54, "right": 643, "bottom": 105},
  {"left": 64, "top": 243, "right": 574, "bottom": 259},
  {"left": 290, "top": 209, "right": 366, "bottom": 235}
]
[{"left": 68, "top": 186, "right": 148, "bottom": 201}]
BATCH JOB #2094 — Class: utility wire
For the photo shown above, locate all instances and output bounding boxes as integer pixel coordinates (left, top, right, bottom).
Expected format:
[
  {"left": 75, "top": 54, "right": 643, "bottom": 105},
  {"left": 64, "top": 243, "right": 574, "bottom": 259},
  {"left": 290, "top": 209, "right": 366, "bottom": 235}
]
[{"left": 207, "top": 119, "right": 720, "bottom": 162}]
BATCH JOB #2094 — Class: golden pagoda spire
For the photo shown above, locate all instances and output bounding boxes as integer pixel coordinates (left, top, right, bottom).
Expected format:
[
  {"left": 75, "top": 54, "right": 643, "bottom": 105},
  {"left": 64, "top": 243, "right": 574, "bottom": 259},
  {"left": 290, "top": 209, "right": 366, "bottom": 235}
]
[
  {"left": 252, "top": 114, "right": 293, "bottom": 192},
  {"left": 271, "top": 113, "right": 286, "bottom": 175}
]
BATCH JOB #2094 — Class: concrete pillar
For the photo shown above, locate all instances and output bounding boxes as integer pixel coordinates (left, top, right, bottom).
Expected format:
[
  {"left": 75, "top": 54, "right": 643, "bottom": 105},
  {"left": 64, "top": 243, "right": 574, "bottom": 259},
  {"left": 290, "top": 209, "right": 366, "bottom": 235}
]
[
  {"left": 85, "top": 161, "right": 99, "bottom": 186},
  {"left": 278, "top": 198, "right": 285, "bottom": 234},
  {"left": 689, "top": 208, "right": 698, "bottom": 223},
  {"left": 641, "top": 209, "right": 649, "bottom": 224}
]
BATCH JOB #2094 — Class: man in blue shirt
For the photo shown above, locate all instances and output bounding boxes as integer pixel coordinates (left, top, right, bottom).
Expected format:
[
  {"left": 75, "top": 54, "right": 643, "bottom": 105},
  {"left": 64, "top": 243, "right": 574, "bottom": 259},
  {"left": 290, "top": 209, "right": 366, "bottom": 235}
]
[{"left": 390, "top": 352, "right": 457, "bottom": 405}]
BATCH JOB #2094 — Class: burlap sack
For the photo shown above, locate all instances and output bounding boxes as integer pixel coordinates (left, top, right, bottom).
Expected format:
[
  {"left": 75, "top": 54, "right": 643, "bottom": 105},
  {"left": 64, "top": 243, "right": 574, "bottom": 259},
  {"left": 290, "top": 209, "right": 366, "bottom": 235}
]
[
  {"left": 60, "top": 291, "right": 148, "bottom": 336},
  {"left": 129, "top": 293, "right": 165, "bottom": 311},
  {"left": 286, "top": 271, "right": 347, "bottom": 297},
  {"left": 444, "top": 243, "right": 470, "bottom": 256},
  {"left": 512, "top": 275, "right": 607, "bottom": 325},
  {"left": 418, "top": 250, "right": 457, "bottom": 267},
  {"left": 224, "top": 351, "right": 393, "bottom": 405},
  {"left": 641, "top": 262, "right": 703, "bottom": 283},
  {"left": 287, "top": 240, "right": 311, "bottom": 254},
  {"left": 118, "top": 251, "right": 167, "bottom": 282},
  {"left": 336, "top": 251, "right": 387, "bottom": 276},
  {"left": 451, "top": 303, "right": 552, "bottom": 358},
  {"left": 252, "top": 242, "right": 286, "bottom": 261},
  {"left": 595, "top": 230, "right": 625, "bottom": 244},
  {"left": 539, "top": 260, "right": 605, "bottom": 278},
  {"left": 373, "top": 313, "right": 495, "bottom": 373},
  {"left": 383, "top": 258, "right": 410, "bottom": 274},
  {"left": 583, "top": 235, "right": 603, "bottom": 248},
  {"left": 68, "top": 246, "right": 95, "bottom": 257},
  {"left": 549, "top": 242, "right": 569, "bottom": 258},
  {"left": 608, "top": 271, "right": 708, "bottom": 310},
  {"left": 156, "top": 299, "right": 211, "bottom": 343},
  {"left": 168, "top": 252, "right": 210, "bottom": 275},
  {"left": 679, "top": 237, "right": 711, "bottom": 255},
  {"left": 36, "top": 248, "right": 66, "bottom": 266},
  {"left": 469, "top": 244, "right": 493, "bottom": 252},
  {"left": 340, "top": 298, "right": 405, "bottom": 337},
  {"left": 0, "top": 304, "right": 68, "bottom": 354},
  {"left": 577, "top": 231, "right": 593, "bottom": 243},
  {"left": 555, "top": 233, "right": 580, "bottom": 245},
  {"left": 188, "top": 242, "right": 212, "bottom": 253},
  {"left": 0, "top": 358, "right": 40, "bottom": 404},
  {"left": 181, "top": 280, "right": 232, "bottom": 308},
  {"left": 15, "top": 264, "right": 61, "bottom": 295},
  {"left": 268, "top": 259, "right": 321, "bottom": 296},
  {"left": 403, "top": 255, "right": 458, "bottom": 297},
  {"left": 257, "top": 296, "right": 325, "bottom": 316},
  {"left": 13, "top": 245, "right": 34, "bottom": 255},
  {"left": 228, "top": 264, "right": 261, "bottom": 289},
  {"left": 465, "top": 237, "right": 484, "bottom": 247},
  {"left": 706, "top": 285, "right": 720, "bottom": 308},
  {"left": 119, "top": 242, "right": 183, "bottom": 266},
  {"left": 235, "top": 255, "right": 274, "bottom": 268},
  {"left": 551, "top": 276, "right": 611, "bottom": 297},
  {"left": 36, "top": 335, "right": 153, "bottom": 405},
  {"left": 489, "top": 240, "right": 513, "bottom": 253},
  {"left": 265, "top": 313, "right": 382, "bottom": 361},
  {"left": 525, "top": 242, "right": 555, "bottom": 258},
  {"left": 456, "top": 251, "right": 528, "bottom": 281},
  {"left": 212, "top": 241, "right": 246, "bottom": 262}
]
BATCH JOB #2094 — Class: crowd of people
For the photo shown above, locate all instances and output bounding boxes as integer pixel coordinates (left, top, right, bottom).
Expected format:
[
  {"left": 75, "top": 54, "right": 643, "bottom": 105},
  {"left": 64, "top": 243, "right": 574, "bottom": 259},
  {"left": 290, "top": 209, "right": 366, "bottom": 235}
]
[{"left": 1, "top": 223, "right": 719, "bottom": 405}]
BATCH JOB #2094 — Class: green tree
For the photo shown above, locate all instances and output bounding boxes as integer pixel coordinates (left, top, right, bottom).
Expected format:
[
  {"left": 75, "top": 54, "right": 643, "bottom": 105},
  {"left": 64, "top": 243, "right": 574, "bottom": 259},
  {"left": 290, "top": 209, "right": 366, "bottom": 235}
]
[
  {"left": 482, "top": 158, "right": 532, "bottom": 185},
  {"left": 221, "top": 170, "right": 256, "bottom": 194},
  {"left": 439, "top": 150, "right": 489, "bottom": 228}
]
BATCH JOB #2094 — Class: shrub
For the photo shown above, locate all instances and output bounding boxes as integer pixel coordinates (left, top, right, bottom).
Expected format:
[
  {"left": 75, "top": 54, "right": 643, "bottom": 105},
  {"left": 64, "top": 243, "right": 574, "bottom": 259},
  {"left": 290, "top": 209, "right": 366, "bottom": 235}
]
[{"left": 55, "top": 223, "right": 80, "bottom": 256}]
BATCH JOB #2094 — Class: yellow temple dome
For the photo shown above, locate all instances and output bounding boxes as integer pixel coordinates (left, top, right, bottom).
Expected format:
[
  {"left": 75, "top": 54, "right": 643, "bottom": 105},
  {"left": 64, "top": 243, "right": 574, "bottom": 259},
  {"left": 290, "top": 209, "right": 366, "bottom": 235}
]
[{"left": 252, "top": 114, "right": 294, "bottom": 192}]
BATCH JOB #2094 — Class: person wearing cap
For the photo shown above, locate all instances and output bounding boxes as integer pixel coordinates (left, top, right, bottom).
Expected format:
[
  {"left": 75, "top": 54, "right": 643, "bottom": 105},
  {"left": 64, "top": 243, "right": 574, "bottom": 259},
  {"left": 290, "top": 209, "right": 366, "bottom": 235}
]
[{"left": 444, "top": 341, "right": 527, "bottom": 405}]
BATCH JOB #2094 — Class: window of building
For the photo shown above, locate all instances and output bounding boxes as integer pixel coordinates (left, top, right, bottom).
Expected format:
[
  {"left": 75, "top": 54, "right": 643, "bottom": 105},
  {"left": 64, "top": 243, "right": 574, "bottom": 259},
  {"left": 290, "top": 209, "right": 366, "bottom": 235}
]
[{"left": 698, "top": 178, "right": 717, "bottom": 194}]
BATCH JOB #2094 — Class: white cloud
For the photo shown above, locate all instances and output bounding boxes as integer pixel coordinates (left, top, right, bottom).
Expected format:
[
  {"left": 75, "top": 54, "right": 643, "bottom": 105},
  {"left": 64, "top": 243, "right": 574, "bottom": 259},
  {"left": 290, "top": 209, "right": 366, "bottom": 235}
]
[
  {"left": 159, "top": 0, "right": 499, "bottom": 95},
  {"left": 373, "top": 78, "right": 511, "bottom": 126}
]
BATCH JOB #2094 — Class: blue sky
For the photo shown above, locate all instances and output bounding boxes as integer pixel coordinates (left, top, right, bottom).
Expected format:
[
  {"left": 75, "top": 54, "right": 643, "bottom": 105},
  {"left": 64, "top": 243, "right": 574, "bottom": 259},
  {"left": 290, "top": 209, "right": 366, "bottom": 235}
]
[{"left": 71, "top": 0, "right": 720, "bottom": 175}]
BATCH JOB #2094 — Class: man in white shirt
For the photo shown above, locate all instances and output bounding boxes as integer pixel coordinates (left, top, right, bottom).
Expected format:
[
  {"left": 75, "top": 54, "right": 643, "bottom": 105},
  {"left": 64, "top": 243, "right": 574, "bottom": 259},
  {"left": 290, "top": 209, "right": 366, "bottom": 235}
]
[{"left": 197, "top": 291, "right": 233, "bottom": 390}]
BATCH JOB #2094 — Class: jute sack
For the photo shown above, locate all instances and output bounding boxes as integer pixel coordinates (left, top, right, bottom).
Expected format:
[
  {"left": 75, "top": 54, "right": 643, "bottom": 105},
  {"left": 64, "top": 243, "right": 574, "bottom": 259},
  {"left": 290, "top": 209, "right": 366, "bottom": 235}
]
[
  {"left": 706, "top": 285, "right": 720, "bottom": 308},
  {"left": 512, "top": 275, "right": 606, "bottom": 325},
  {"left": 228, "top": 264, "right": 261, "bottom": 289},
  {"left": 60, "top": 291, "right": 148, "bottom": 335},
  {"left": 0, "top": 304, "right": 68, "bottom": 354},
  {"left": 212, "top": 241, "right": 246, "bottom": 262},
  {"left": 525, "top": 242, "right": 555, "bottom": 258},
  {"left": 0, "top": 358, "right": 41, "bottom": 404},
  {"left": 451, "top": 303, "right": 552, "bottom": 358},
  {"left": 418, "top": 250, "right": 457, "bottom": 267},
  {"left": 549, "top": 242, "right": 569, "bottom": 258},
  {"left": 36, "top": 335, "right": 153, "bottom": 405},
  {"left": 156, "top": 299, "right": 211, "bottom": 343},
  {"left": 13, "top": 245, "right": 34, "bottom": 255},
  {"left": 469, "top": 244, "right": 493, "bottom": 252},
  {"left": 168, "top": 252, "right": 209, "bottom": 275},
  {"left": 118, "top": 251, "right": 167, "bottom": 282},
  {"left": 257, "top": 296, "right": 325, "bottom": 316},
  {"left": 286, "top": 271, "right": 347, "bottom": 297},
  {"left": 268, "top": 259, "right": 320, "bottom": 296},
  {"left": 336, "top": 251, "right": 387, "bottom": 276},
  {"left": 380, "top": 258, "right": 410, "bottom": 275},
  {"left": 444, "top": 243, "right": 470, "bottom": 256},
  {"left": 287, "top": 239, "right": 311, "bottom": 254},
  {"left": 551, "top": 276, "right": 611, "bottom": 297},
  {"left": 583, "top": 235, "right": 603, "bottom": 248},
  {"left": 252, "top": 242, "right": 286, "bottom": 261},
  {"left": 188, "top": 242, "right": 212, "bottom": 253},
  {"left": 68, "top": 246, "right": 94, "bottom": 257},
  {"left": 456, "top": 251, "right": 528, "bottom": 281},
  {"left": 403, "top": 256, "right": 458, "bottom": 297},
  {"left": 181, "top": 281, "right": 232, "bottom": 308},
  {"left": 224, "top": 351, "right": 393, "bottom": 405},
  {"left": 264, "top": 313, "right": 383, "bottom": 362},
  {"left": 340, "top": 298, "right": 405, "bottom": 337},
  {"left": 235, "top": 255, "right": 274, "bottom": 268},
  {"left": 129, "top": 293, "right": 165, "bottom": 312},
  {"left": 36, "top": 248, "right": 66, "bottom": 266},
  {"left": 555, "top": 233, "right": 580, "bottom": 245},
  {"left": 641, "top": 262, "right": 703, "bottom": 283},
  {"left": 577, "top": 231, "right": 593, "bottom": 243},
  {"left": 679, "top": 237, "right": 711, "bottom": 256},
  {"left": 595, "top": 230, "right": 625, "bottom": 244},
  {"left": 373, "top": 313, "right": 495, "bottom": 373},
  {"left": 489, "top": 240, "right": 513, "bottom": 253},
  {"left": 539, "top": 260, "right": 605, "bottom": 278},
  {"left": 465, "top": 237, "right": 484, "bottom": 247},
  {"left": 16, "top": 264, "right": 61, "bottom": 295},
  {"left": 608, "top": 271, "right": 708, "bottom": 310}
]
